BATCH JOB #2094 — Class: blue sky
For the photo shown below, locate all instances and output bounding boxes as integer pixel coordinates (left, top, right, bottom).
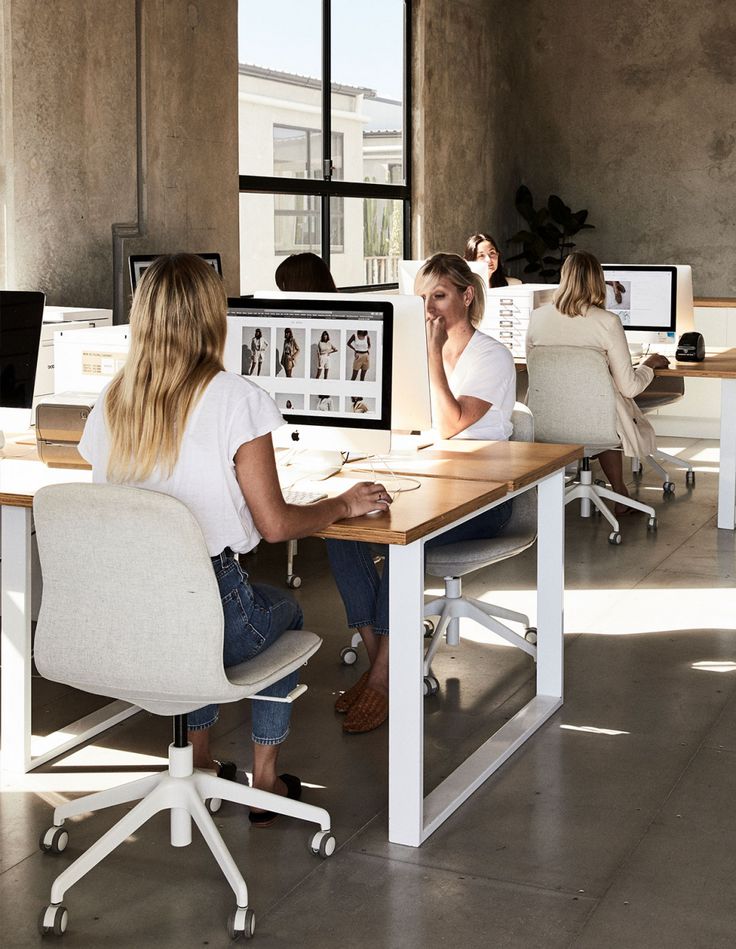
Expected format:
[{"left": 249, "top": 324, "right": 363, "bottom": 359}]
[{"left": 238, "top": 0, "right": 405, "bottom": 100}]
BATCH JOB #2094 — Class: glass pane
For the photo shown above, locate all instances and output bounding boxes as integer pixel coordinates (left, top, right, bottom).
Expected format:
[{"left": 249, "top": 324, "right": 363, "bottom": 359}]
[
  {"left": 238, "top": 1, "right": 322, "bottom": 177},
  {"left": 239, "top": 192, "right": 324, "bottom": 293},
  {"left": 330, "top": 197, "right": 404, "bottom": 287},
  {"left": 331, "top": 0, "right": 405, "bottom": 185}
]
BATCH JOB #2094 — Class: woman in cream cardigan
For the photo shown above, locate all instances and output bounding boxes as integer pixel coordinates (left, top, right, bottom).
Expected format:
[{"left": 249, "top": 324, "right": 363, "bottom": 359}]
[{"left": 526, "top": 251, "right": 669, "bottom": 514}]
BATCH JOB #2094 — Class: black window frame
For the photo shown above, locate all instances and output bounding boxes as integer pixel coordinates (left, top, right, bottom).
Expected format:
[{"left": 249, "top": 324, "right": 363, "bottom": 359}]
[{"left": 239, "top": 0, "right": 412, "bottom": 291}]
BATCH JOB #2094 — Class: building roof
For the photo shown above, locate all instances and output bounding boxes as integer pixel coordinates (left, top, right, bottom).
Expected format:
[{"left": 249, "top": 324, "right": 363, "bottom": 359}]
[{"left": 239, "top": 62, "right": 376, "bottom": 97}]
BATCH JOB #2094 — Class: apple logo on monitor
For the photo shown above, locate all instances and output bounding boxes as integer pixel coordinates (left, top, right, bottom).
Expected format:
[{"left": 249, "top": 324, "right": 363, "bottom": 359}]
[{"left": 291, "top": 430, "right": 300, "bottom": 442}]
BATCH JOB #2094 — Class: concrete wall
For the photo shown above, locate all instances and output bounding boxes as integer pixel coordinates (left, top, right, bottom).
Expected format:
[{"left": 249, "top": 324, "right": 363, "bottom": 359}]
[
  {"left": 495, "top": 1, "right": 736, "bottom": 296},
  {"left": 412, "top": 0, "right": 515, "bottom": 260},
  {"left": 1, "top": 0, "right": 239, "bottom": 319}
]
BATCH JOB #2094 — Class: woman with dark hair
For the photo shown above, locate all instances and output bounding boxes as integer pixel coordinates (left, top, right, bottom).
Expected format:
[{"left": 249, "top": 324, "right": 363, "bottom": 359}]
[
  {"left": 275, "top": 252, "right": 338, "bottom": 293},
  {"left": 315, "top": 331, "right": 338, "bottom": 379},
  {"left": 464, "top": 232, "right": 521, "bottom": 289}
]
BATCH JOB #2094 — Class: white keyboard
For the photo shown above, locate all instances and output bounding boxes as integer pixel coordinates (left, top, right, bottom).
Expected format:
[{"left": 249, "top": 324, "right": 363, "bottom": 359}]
[{"left": 282, "top": 487, "right": 327, "bottom": 505}]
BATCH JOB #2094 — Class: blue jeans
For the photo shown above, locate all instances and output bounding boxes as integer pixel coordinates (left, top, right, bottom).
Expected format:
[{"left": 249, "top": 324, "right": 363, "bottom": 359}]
[
  {"left": 187, "top": 552, "right": 303, "bottom": 746},
  {"left": 326, "top": 499, "right": 513, "bottom": 635}
]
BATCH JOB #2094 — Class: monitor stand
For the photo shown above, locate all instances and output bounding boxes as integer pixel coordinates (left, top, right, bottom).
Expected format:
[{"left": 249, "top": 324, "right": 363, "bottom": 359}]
[{"left": 278, "top": 448, "right": 343, "bottom": 482}]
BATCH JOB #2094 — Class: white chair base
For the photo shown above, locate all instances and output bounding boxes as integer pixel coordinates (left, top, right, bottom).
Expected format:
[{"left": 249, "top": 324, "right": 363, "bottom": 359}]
[
  {"left": 633, "top": 450, "right": 695, "bottom": 493},
  {"left": 38, "top": 740, "right": 334, "bottom": 939},
  {"left": 421, "top": 576, "right": 536, "bottom": 694},
  {"left": 567, "top": 465, "right": 657, "bottom": 543}
]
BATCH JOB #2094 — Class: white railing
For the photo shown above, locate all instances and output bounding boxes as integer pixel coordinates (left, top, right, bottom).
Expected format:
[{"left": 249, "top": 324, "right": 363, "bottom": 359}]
[{"left": 364, "top": 256, "right": 400, "bottom": 285}]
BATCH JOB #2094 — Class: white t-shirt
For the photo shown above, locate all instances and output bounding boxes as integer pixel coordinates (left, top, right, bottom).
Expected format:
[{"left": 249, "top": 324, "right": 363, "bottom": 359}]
[
  {"left": 79, "top": 371, "right": 284, "bottom": 556},
  {"left": 444, "top": 330, "right": 515, "bottom": 441}
]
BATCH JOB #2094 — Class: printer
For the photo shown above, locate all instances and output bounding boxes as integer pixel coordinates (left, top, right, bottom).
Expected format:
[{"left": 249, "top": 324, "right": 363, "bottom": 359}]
[{"left": 35, "top": 393, "right": 94, "bottom": 469}]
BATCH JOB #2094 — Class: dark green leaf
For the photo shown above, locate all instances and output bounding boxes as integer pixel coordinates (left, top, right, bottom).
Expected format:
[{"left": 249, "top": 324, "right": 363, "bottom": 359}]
[{"left": 548, "top": 194, "right": 570, "bottom": 225}]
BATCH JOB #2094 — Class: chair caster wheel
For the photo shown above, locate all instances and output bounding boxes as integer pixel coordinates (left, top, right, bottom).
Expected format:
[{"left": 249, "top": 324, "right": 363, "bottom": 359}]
[
  {"left": 423, "top": 674, "right": 439, "bottom": 697},
  {"left": 38, "top": 904, "right": 68, "bottom": 936},
  {"left": 608, "top": 531, "right": 622, "bottom": 545},
  {"left": 287, "top": 575, "right": 302, "bottom": 589},
  {"left": 39, "top": 826, "right": 69, "bottom": 854},
  {"left": 525, "top": 627, "right": 538, "bottom": 645},
  {"left": 309, "top": 830, "right": 336, "bottom": 858},
  {"left": 686, "top": 470, "right": 695, "bottom": 486},
  {"left": 423, "top": 619, "right": 435, "bottom": 637},
  {"left": 206, "top": 797, "right": 222, "bottom": 814},
  {"left": 647, "top": 516, "right": 658, "bottom": 531},
  {"left": 228, "top": 906, "right": 255, "bottom": 940},
  {"left": 663, "top": 481, "right": 675, "bottom": 495},
  {"left": 340, "top": 646, "right": 358, "bottom": 665}
]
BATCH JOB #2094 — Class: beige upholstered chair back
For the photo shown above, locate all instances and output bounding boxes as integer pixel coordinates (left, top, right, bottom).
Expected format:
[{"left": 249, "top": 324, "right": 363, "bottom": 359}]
[
  {"left": 527, "top": 346, "right": 619, "bottom": 448},
  {"left": 33, "top": 483, "right": 315, "bottom": 717}
]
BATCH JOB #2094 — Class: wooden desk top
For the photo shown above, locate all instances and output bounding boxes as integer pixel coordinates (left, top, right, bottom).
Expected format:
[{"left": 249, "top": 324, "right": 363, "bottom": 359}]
[
  {"left": 315, "top": 473, "right": 507, "bottom": 545},
  {"left": 655, "top": 348, "right": 736, "bottom": 379},
  {"left": 349, "top": 440, "right": 583, "bottom": 492}
]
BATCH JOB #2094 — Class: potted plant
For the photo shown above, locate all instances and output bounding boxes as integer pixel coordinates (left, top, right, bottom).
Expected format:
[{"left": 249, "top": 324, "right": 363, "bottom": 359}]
[{"left": 507, "top": 185, "right": 594, "bottom": 281}]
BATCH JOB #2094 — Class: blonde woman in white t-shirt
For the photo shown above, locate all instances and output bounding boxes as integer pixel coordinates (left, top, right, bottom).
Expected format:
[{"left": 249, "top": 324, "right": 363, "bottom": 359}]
[
  {"left": 327, "top": 253, "right": 516, "bottom": 734},
  {"left": 79, "top": 254, "right": 389, "bottom": 825}
]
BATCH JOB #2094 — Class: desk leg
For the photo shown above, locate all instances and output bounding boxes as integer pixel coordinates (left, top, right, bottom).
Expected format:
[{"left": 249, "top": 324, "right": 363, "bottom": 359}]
[
  {"left": 718, "top": 379, "right": 736, "bottom": 531},
  {"left": 1, "top": 506, "right": 33, "bottom": 774},
  {"left": 388, "top": 540, "right": 425, "bottom": 847},
  {"left": 536, "top": 470, "right": 565, "bottom": 699}
]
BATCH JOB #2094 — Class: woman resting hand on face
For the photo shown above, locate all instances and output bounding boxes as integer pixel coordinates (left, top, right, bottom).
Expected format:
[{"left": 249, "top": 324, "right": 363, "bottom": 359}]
[{"left": 326, "top": 253, "right": 517, "bottom": 734}]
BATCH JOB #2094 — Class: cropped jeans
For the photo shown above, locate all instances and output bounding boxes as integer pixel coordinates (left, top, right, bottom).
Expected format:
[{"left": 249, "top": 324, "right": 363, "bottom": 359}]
[
  {"left": 187, "top": 551, "right": 303, "bottom": 746},
  {"left": 327, "top": 499, "right": 513, "bottom": 635}
]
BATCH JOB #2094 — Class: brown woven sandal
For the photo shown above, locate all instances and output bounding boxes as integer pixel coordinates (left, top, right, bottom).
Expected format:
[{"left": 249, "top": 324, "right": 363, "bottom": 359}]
[
  {"left": 334, "top": 670, "right": 370, "bottom": 713},
  {"left": 343, "top": 686, "right": 388, "bottom": 733}
]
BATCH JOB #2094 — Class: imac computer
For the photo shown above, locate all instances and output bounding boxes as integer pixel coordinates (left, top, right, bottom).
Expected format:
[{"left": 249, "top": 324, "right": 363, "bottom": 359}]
[
  {"left": 225, "top": 297, "right": 393, "bottom": 467},
  {"left": 129, "top": 252, "right": 223, "bottom": 294},
  {"left": 252, "top": 290, "right": 432, "bottom": 437},
  {"left": 0, "top": 290, "right": 46, "bottom": 441},
  {"left": 398, "top": 258, "right": 488, "bottom": 296},
  {"left": 600, "top": 264, "right": 682, "bottom": 343}
]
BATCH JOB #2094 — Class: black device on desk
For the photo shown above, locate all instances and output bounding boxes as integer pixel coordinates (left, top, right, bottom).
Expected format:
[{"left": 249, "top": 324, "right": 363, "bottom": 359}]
[{"left": 676, "top": 332, "right": 705, "bottom": 362}]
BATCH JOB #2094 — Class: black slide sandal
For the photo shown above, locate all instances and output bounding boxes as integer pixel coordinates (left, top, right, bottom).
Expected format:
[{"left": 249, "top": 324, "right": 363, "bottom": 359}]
[{"left": 249, "top": 773, "right": 302, "bottom": 826}]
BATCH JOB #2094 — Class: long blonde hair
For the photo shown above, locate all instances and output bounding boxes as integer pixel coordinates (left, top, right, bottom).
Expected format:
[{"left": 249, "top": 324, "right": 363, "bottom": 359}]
[
  {"left": 105, "top": 253, "right": 227, "bottom": 482},
  {"left": 553, "top": 250, "right": 607, "bottom": 317},
  {"left": 415, "top": 253, "right": 486, "bottom": 328}
]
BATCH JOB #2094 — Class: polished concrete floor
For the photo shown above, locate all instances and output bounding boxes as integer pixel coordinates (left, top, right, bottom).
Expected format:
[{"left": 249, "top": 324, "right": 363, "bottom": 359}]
[{"left": 2, "top": 437, "right": 735, "bottom": 948}]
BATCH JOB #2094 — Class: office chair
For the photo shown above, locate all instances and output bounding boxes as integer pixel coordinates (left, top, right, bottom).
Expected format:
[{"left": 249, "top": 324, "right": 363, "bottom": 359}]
[
  {"left": 527, "top": 346, "right": 657, "bottom": 545},
  {"left": 33, "top": 483, "right": 334, "bottom": 941},
  {"left": 421, "top": 404, "right": 538, "bottom": 696},
  {"left": 633, "top": 377, "right": 695, "bottom": 493}
]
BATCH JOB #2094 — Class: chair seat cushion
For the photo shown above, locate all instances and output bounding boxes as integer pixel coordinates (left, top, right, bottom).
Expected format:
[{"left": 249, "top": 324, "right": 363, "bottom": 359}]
[
  {"left": 102, "top": 630, "right": 322, "bottom": 717},
  {"left": 425, "top": 529, "right": 536, "bottom": 578}
]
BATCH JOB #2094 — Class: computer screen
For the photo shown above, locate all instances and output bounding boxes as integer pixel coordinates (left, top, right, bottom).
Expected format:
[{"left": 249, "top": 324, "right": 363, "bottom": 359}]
[
  {"left": 0, "top": 290, "right": 46, "bottom": 431},
  {"left": 600, "top": 265, "right": 677, "bottom": 333},
  {"left": 128, "top": 253, "right": 223, "bottom": 293},
  {"left": 253, "top": 290, "right": 431, "bottom": 434},
  {"left": 225, "top": 297, "right": 393, "bottom": 455}
]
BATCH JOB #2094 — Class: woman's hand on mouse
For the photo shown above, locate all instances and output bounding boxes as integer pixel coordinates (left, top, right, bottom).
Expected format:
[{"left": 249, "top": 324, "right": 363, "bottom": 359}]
[
  {"left": 643, "top": 353, "right": 669, "bottom": 370},
  {"left": 340, "top": 481, "right": 392, "bottom": 518}
]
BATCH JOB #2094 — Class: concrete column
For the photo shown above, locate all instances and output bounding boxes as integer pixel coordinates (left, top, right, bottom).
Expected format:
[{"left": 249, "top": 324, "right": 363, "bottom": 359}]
[{"left": 1, "top": 0, "right": 239, "bottom": 320}]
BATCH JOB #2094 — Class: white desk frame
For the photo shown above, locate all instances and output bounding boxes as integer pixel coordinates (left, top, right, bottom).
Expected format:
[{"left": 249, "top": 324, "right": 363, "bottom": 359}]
[
  {"left": 1, "top": 504, "right": 138, "bottom": 776},
  {"left": 718, "top": 380, "right": 736, "bottom": 530},
  {"left": 388, "top": 469, "right": 565, "bottom": 847}
]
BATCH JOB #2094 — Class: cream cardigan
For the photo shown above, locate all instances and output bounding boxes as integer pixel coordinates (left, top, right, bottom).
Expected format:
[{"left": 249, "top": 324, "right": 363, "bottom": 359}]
[{"left": 526, "top": 303, "right": 656, "bottom": 458}]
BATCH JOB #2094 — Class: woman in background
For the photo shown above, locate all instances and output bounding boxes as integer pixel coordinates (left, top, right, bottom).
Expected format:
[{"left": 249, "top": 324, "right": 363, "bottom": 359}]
[
  {"left": 464, "top": 232, "right": 521, "bottom": 288},
  {"left": 526, "top": 250, "right": 669, "bottom": 513},
  {"left": 79, "top": 253, "right": 388, "bottom": 823},
  {"left": 327, "top": 254, "right": 516, "bottom": 734},
  {"left": 275, "top": 252, "right": 338, "bottom": 293}
]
